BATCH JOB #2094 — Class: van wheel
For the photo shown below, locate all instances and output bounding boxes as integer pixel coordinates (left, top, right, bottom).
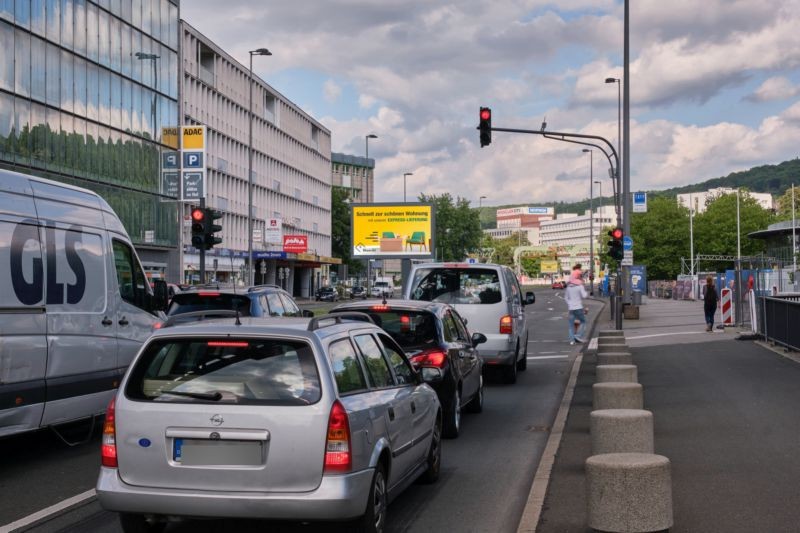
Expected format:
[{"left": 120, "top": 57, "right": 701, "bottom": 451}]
[
  {"left": 516, "top": 340, "right": 527, "bottom": 371},
  {"left": 118, "top": 513, "right": 166, "bottom": 533},
  {"left": 352, "top": 465, "right": 388, "bottom": 533},
  {"left": 419, "top": 413, "right": 442, "bottom": 484},
  {"left": 442, "top": 388, "right": 461, "bottom": 438}
]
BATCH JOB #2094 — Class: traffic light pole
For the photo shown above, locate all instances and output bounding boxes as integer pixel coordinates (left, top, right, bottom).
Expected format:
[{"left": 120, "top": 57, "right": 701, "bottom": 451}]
[
  {"left": 199, "top": 197, "right": 206, "bottom": 284},
  {"left": 488, "top": 125, "right": 623, "bottom": 329}
]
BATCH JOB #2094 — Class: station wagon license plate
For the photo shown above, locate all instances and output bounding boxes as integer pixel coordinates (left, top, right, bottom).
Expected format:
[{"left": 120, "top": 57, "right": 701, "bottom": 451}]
[{"left": 173, "top": 438, "right": 263, "bottom": 466}]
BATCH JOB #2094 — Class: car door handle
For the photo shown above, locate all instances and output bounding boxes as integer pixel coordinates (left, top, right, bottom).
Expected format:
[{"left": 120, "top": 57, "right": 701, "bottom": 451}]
[
  {"left": 388, "top": 407, "right": 395, "bottom": 421},
  {"left": 118, "top": 317, "right": 129, "bottom": 326},
  {"left": 101, "top": 316, "right": 113, "bottom": 326},
  {"left": 411, "top": 401, "right": 416, "bottom": 413}
]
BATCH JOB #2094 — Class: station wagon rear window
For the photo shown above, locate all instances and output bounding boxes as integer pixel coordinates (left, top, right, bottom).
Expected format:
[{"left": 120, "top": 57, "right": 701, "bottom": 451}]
[
  {"left": 125, "top": 338, "right": 321, "bottom": 405},
  {"left": 409, "top": 268, "right": 502, "bottom": 305}
]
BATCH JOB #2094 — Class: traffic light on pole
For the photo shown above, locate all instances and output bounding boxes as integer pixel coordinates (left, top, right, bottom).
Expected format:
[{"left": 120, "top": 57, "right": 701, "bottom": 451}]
[
  {"left": 191, "top": 208, "right": 205, "bottom": 249},
  {"left": 479, "top": 107, "right": 492, "bottom": 147},
  {"left": 607, "top": 227, "right": 624, "bottom": 261},
  {"left": 204, "top": 208, "right": 223, "bottom": 249}
]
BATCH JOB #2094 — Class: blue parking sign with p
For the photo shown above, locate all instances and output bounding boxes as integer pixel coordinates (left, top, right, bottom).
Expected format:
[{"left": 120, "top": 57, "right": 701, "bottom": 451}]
[
  {"left": 183, "top": 152, "right": 204, "bottom": 168},
  {"left": 162, "top": 152, "right": 179, "bottom": 169}
]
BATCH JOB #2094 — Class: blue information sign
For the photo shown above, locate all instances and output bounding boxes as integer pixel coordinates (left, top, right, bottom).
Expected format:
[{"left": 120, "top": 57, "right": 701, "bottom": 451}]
[{"left": 623, "top": 236, "right": 633, "bottom": 250}]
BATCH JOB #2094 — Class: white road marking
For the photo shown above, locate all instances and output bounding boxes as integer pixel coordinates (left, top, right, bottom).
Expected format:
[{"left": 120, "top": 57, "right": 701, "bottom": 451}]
[
  {"left": 588, "top": 338, "right": 598, "bottom": 351},
  {"left": 538, "top": 351, "right": 559, "bottom": 354},
  {"left": 547, "top": 308, "right": 554, "bottom": 311},
  {"left": 0, "top": 489, "right": 96, "bottom": 533},
  {"left": 527, "top": 355, "right": 569, "bottom": 360}
]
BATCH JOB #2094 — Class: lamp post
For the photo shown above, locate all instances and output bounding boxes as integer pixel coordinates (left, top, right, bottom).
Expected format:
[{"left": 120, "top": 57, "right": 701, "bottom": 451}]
[
  {"left": 247, "top": 47, "right": 271, "bottom": 287},
  {"left": 479, "top": 195, "right": 487, "bottom": 208},
  {"left": 365, "top": 134, "right": 378, "bottom": 203},
  {"left": 583, "top": 149, "right": 595, "bottom": 294},
  {"left": 403, "top": 172, "right": 413, "bottom": 202},
  {"left": 604, "top": 77, "right": 621, "bottom": 173}
]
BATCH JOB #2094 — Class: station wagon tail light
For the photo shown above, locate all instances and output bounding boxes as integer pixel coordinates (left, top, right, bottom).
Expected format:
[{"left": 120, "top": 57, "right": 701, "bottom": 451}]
[
  {"left": 101, "top": 398, "right": 118, "bottom": 468},
  {"left": 324, "top": 400, "right": 352, "bottom": 473},
  {"left": 500, "top": 315, "right": 513, "bottom": 334},
  {"left": 207, "top": 341, "right": 249, "bottom": 348},
  {"left": 198, "top": 291, "right": 220, "bottom": 297},
  {"left": 409, "top": 349, "right": 447, "bottom": 369}
]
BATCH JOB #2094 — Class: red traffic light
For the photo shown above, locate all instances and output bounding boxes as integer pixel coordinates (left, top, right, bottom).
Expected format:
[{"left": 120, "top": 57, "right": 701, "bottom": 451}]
[
  {"left": 191, "top": 208, "right": 205, "bottom": 222},
  {"left": 610, "top": 227, "right": 623, "bottom": 240},
  {"left": 480, "top": 108, "right": 491, "bottom": 121}
]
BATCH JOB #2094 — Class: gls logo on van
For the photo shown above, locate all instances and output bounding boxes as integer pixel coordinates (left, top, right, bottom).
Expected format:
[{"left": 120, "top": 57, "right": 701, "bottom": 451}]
[{"left": 8, "top": 220, "right": 88, "bottom": 306}]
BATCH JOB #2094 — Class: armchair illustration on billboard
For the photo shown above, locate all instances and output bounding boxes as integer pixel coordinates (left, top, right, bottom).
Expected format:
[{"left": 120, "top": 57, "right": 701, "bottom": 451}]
[
  {"left": 351, "top": 203, "right": 435, "bottom": 259},
  {"left": 405, "top": 231, "right": 427, "bottom": 251}
]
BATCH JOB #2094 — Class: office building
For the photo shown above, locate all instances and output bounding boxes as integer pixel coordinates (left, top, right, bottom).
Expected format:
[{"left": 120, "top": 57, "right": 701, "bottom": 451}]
[
  {"left": 331, "top": 152, "right": 374, "bottom": 203},
  {"left": 677, "top": 187, "right": 774, "bottom": 214},
  {"left": 540, "top": 205, "right": 616, "bottom": 248}
]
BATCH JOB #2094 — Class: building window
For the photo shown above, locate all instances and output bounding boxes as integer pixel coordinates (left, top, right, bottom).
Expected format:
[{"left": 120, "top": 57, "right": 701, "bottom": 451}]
[
  {"left": 313, "top": 222, "right": 318, "bottom": 233},
  {"left": 294, "top": 187, "right": 301, "bottom": 200},
  {"left": 264, "top": 92, "right": 276, "bottom": 124},
  {"left": 311, "top": 124, "right": 319, "bottom": 150},
  {"left": 272, "top": 179, "right": 280, "bottom": 192},
  {"left": 198, "top": 42, "right": 215, "bottom": 86},
  {"left": 313, "top": 195, "right": 318, "bottom": 206}
]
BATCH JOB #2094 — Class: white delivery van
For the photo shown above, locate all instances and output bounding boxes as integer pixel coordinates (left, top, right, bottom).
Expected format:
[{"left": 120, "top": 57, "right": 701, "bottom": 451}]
[{"left": 0, "top": 170, "right": 168, "bottom": 438}]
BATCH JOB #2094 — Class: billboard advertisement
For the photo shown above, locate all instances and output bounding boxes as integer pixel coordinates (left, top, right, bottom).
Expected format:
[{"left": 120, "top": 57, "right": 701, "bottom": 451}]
[
  {"left": 283, "top": 235, "right": 308, "bottom": 253},
  {"left": 540, "top": 260, "right": 560, "bottom": 274},
  {"left": 351, "top": 203, "right": 435, "bottom": 258},
  {"left": 265, "top": 218, "right": 283, "bottom": 244}
]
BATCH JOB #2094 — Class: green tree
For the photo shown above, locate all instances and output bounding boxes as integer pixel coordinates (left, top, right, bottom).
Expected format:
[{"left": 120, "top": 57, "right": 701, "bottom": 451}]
[
  {"left": 693, "top": 192, "right": 773, "bottom": 271},
  {"left": 629, "top": 197, "right": 691, "bottom": 279},
  {"left": 331, "top": 186, "right": 363, "bottom": 275},
  {"left": 775, "top": 186, "right": 800, "bottom": 221},
  {"left": 418, "top": 193, "right": 483, "bottom": 261}
]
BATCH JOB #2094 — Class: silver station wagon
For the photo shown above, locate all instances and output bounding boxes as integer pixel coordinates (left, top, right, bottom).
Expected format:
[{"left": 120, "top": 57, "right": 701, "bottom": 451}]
[{"left": 96, "top": 314, "right": 442, "bottom": 533}]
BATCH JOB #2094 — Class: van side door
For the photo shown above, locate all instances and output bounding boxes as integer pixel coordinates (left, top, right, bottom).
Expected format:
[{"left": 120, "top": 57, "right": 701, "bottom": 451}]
[{"left": 111, "top": 239, "right": 159, "bottom": 370}]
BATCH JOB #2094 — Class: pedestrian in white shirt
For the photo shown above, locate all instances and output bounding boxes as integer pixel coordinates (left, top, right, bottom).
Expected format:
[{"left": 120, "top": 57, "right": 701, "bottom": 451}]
[{"left": 565, "top": 268, "right": 588, "bottom": 344}]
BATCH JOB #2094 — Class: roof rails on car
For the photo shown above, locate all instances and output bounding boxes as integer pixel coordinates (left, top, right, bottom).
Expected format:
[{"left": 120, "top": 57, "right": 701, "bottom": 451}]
[
  {"left": 160, "top": 310, "right": 241, "bottom": 328},
  {"left": 307, "top": 312, "right": 375, "bottom": 331},
  {"left": 181, "top": 283, "right": 235, "bottom": 291},
  {"left": 247, "top": 284, "right": 281, "bottom": 292}
]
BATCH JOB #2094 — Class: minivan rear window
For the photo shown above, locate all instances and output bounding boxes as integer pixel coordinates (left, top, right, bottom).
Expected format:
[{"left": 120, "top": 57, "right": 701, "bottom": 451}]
[
  {"left": 167, "top": 293, "right": 252, "bottom": 316},
  {"left": 409, "top": 268, "right": 502, "bottom": 305},
  {"left": 125, "top": 338, "right": 321, "bottom": 405}
]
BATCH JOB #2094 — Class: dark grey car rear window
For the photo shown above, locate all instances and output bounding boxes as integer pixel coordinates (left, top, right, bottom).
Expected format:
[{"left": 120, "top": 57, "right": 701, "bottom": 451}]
[
  {"left": 167, "top": 293, "right": 252, "bottom": 316},
  {"left": 409, "top": 268, "right": 502, "bottom": 304},
  {"left": 126, "top": 338, "right": 320, "bottom": 405}
]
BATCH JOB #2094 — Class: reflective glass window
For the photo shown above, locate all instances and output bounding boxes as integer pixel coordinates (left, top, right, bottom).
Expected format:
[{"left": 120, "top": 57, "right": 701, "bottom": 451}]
[
  {"left": 69, "top": 117, "right": 85, "bottom": 174},
  {"left": 131, "top": 81, "right": 140, "bottom": 133},
  {"left": 14, "top": 28, "right": 30, "bottom": 97},
  {"left": 30, "top": 36, "right": 46, "bottom": 102},
  {"left": 109, "top": 0, "right": 120, "bottom": 17},
  {"left": 60, "top": 50, "right": 73, "bottom": 113},
  {"left": 168, "top": 1, "right": 177, "bottom": 49},
  {"left": 120, "top": 78, "right": 131, "bottom": 131},
  {"left": 86, "top": 62, "right": 98, "bottom": 120},
  {"left": 0, "top": 21, "right": 13, "bottom": 91},
  {"left": 98, "top": 8, "right": 109, "bottom": 67},
  {"left": 0, "top": 91, "right": 13, "bottom": 161},
  {"left": 120, "top": 0, "right": 130, "bottom": 20},
  {"left": 13, "top": 97, "right": 30, "bottom": 164},
  {"left": 31, "top": 0, "right": 45, "bottom": 36},
  {"left": 159, "top": 43, "right": 169, "bottom": 94},
  {"left": 139, "top": 0, "right": 149, "bottom": 35},
  {"left": 110, "top": 73, "right": 121, "bottom": 128},
  {"left": 97, "top": 125, "right": 109, "bottom": 177},
  {"left": 99, "top": 68, "right": 110, "bottom": 124},
  {"left": 59, "top": 113, "right": 73, "bottom": 171},
  {"left": 73, "top": 56, "right": 86, "bottom": 116},
  {"left": 131, "top": 0, "right": 140, "bottom": 28},
  {"left": 149, "top": 0, "right": 159, "bottom": 41},
  {"left": 120, "top": 23, "right": 131, "bottom": 77},
  {"left": 60, "top": 0, "right": 73, "bottom": 49},
  {"left": 46, "top": 42, "right": 60, "bottom": 106},
  {"left": 86, "top": 1, "right": 98, "bottom": 62},
  {"left": 168, "top": 49, "right": 177, "bottom": 98},
  {"left": 85, "top": 120, "right": 98, "bottom": 175},
  {"left": 0, "top": 0, "right": 12, "bottom": 22},
  {"left": 46, "top": 0, "right": 59, "bottom": 42},
  {"left": 110, "top": 15, "right": 120, "bottom": 71},
  {"left": 160, "top": 0, "right": 168, "bottom": 45},
  {"left": 30, "top": 102, "right": 46, "bottom": 169},
  {"left": 73, "top": 0, "right": 85, "bottom": 55},
  {"left": 46, "top": 107, "right": 61, "bottom": 170},
  {"left": 15, "top": 0, "right": 30, "bottom": 29},
  {"left": 96, "top": 0, "right": 109, "bottom": 10}
]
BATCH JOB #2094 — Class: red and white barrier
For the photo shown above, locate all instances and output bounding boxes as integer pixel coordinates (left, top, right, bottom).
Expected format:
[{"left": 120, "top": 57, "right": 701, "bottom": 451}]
[{"left": 721, "top": 288, "right": 733, "bottom": 325}]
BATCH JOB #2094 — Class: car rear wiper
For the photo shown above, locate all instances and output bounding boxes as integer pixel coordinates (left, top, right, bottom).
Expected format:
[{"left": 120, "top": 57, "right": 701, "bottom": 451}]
[{"left": 159, "top": 390, "right": 223, "bottom": 401}]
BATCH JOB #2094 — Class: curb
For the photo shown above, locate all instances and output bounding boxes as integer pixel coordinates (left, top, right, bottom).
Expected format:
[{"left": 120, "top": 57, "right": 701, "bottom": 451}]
[{"left": 516, "top": 300, "right": 606, "bottom": 532}]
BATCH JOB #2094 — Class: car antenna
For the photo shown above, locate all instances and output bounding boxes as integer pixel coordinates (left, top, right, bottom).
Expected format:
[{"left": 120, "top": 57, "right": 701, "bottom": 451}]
[{"left": 231, "top": 255, "right": 242, "bottom": 326}]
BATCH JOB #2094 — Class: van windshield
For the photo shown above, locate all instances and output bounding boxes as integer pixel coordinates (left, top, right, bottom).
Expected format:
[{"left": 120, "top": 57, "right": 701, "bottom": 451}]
[{"left": 409, "top": 268, "right": 502, "bottom": 305}]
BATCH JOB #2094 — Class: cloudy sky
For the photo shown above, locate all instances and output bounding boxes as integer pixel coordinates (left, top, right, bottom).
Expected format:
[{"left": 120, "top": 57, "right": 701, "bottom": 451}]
[{"left": 181, "top": 0, "right": 800, "bottom": 207}]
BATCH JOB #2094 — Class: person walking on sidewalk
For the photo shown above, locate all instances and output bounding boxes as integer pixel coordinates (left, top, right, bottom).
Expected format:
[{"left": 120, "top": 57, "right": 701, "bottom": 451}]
[
  {"left": 703, "top": 276, "right": 718, "bottom": 332},
  {"left": 565, "top": 268, "right": 588, "bottom": 344}
]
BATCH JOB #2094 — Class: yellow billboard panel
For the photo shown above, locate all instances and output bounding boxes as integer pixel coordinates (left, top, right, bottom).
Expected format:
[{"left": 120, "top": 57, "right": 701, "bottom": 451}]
[
  {"left": 352, "top": 204, "right": 434, "bottom": 258},
  {"left": 162, "top": 127, "right": 179, "bottom": 149},
  {"left": 540, "top": 260, "right": 560, "bottom": 273},
  {"left": 181, "top": 125, "right": 206, "bottom": 150}
]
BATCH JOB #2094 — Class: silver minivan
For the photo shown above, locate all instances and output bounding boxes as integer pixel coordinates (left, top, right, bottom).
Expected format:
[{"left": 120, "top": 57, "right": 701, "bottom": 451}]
[
  {"left": 96, "top": 314, "right": 442, "bottom": 533},
  {"left": 0, "top": 170, "right": 167, "bottom": 438},
  {"left": 403, "top": 263, "right": 534, "bottom": 383}
]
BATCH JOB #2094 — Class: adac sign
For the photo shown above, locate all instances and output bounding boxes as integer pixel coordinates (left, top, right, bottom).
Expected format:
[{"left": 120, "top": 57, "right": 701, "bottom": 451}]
[{"left": 283, "top": 235, "right": 308, "bottom": 253}]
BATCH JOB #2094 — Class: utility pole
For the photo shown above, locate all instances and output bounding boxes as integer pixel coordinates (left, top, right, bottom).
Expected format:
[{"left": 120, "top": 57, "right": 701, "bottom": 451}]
[{"left": 622, "top": 0, "right": 631, "bottom": 306}]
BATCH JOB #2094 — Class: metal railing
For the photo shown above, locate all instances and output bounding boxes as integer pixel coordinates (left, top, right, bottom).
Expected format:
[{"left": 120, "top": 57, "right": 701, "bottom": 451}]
[{"left": 761, "top": 295, "right": 800, "bottom": 351}]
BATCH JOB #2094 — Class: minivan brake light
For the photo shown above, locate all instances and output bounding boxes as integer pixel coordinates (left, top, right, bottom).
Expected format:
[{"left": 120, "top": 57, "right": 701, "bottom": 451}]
[{"left": 101, "top": 397, "right": 118, "bottom": 468}]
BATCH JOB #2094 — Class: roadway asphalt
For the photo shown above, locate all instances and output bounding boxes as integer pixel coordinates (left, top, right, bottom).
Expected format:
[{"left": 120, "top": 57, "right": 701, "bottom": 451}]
[{"left": 533, "top": 297, "right": 800, "bottom": 533}]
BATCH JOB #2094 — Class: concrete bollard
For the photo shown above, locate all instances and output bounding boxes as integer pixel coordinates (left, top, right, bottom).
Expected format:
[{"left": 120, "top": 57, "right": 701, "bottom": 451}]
[
  {"left": 593, "top": 382, "right": 643, "bottom": 410},
  {"left": 597, "top": 353, "right": 633, "bottom": 366},
  {"left": 596, "top": 364, "right": 638, "bottom": 383},
  {"left": 590, "top": 409, "right": 654, "bottom": 455},
  {"left": 586, "top": 453, "right": 673, "bottom": 533},
  {"left": 597, "top": 342, "right": 628, "bottom": 354},
  {"left": 598, "top": 330, "right": 625, "bottom": 338}
]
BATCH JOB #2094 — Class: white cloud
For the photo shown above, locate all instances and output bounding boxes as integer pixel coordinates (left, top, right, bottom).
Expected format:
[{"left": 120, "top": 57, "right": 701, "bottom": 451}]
[
  {"left": 322, "top": 79, "right": 342, "bottom": 103},
  {"left": 747, "top": 77, "right": 800, "bottom": 102}
]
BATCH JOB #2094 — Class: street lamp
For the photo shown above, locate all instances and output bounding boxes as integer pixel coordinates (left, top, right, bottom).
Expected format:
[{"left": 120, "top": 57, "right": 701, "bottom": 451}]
[
  {"left": 583, "top": 148, "right": 595, "bottom": 295},
  {"left": 134, "top": 52, "right": 160, "bottom": 137},
  {"left": 479, "top": 195, "right": 487, "bottom": 208},
  {"left": 247, "top": 47, "right": 272, "bottom": 287},
  {"left": 365, "top": 134, "right": 378, "bottom": 203},
  {"left": 403, "top": 172, "right": 413, "bottom": 202}
]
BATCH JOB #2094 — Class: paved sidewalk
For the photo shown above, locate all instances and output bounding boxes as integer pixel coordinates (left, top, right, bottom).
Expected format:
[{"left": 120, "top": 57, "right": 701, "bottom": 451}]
[{"left": 532, "top": 297, "right": 800, "bottom": 533}]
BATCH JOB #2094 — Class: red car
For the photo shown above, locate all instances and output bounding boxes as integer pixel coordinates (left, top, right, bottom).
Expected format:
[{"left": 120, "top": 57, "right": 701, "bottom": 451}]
[{"left": 552, "top": 280, "right": 567, "bottom": 289}]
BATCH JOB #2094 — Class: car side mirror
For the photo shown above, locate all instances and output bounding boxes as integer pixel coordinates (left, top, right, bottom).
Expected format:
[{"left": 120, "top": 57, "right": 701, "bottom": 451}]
[
  {"left": 152, "top": 279, "right": 169, "bottom": 312},
  {"left": 525, "top": 291, "right": 535, "bottom": 305},
  {"left": 471, "top": 332, "right": 487, "bottom": 347},
  {"left": 302, "top": 309, "right": 315, "bottom": 318}
]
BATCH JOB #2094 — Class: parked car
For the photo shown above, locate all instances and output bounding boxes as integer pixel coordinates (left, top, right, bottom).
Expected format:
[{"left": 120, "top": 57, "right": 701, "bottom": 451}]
[
  {"left": 166, "top": 285, "right": 312, "bottom": 324},
  {"left": 315, "top": 286, "right": 339, "bottom": 302},
  {"left": 96, "top": 314, "right": 442, "bottom": 533},
  {"left": 370, "top": 281, "right": 394, "bottom": 298},
  {"left": 331, "top": 300, "right": 486, "bottom": 438},
  {"left": 403, "top": 262, "right": 535, "bottom": 384},
  {"left": 551, "top": 280, "right": 567, "bottom": 289},
  {"left": 350, "top": 286, "right": 368, "bottom": 299}
]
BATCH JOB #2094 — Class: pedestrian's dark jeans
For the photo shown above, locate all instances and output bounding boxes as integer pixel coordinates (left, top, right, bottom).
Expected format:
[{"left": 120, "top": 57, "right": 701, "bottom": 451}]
[{"left": 704, "top": 309, "right": 715, "bottom": 327}]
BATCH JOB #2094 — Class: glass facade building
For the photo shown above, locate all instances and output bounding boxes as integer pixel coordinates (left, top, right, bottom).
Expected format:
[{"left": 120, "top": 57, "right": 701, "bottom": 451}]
[{"left": 0, "top": 0, "right": 180, "bottom": 279}]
